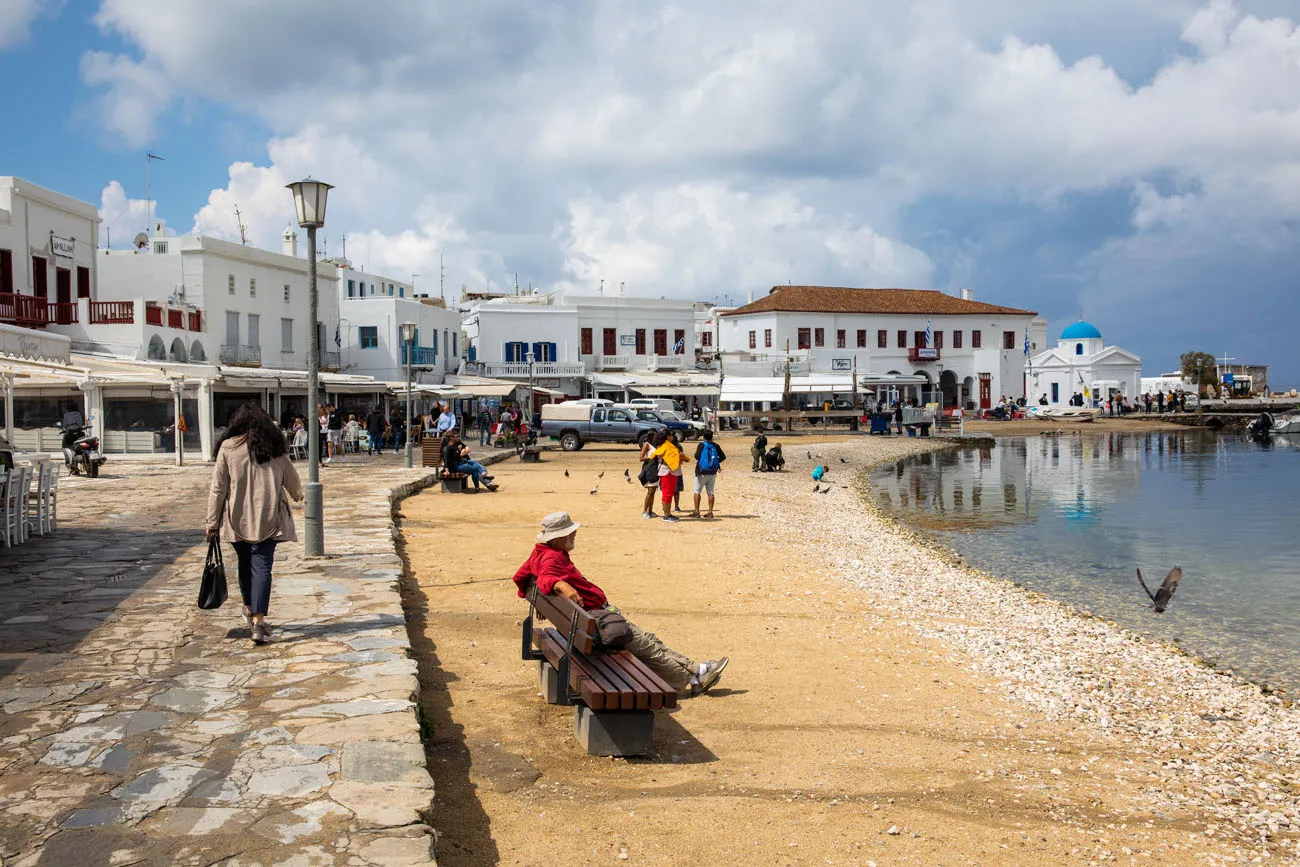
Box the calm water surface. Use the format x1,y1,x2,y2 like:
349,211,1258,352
869,431,1300,694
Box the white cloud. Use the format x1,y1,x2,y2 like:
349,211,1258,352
77,0,1300,316
0,0,48,51
98,180,174,250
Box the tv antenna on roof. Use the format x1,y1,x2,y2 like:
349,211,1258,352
234,205,248,245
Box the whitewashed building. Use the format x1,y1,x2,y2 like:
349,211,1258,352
0,177,100,331
1028,320,1141,407
718,285,1044,411
336,261,463,384
464,289,714,407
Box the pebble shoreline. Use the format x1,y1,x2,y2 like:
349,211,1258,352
731,436,1299,863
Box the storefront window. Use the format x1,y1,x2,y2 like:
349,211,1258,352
103,397,200,453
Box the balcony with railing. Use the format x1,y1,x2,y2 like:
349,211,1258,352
88,300,133,324
908,346,940,363
597,355,629,370
0,293,50,328
319,350,341,371
483,361,587,378
50,302,78,325
650,354,684,370
401,345,438,367
220,344,262,366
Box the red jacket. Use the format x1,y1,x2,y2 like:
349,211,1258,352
512,543,608,610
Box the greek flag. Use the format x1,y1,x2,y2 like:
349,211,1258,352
334,324,342,348
925,320,932,348
1023,328,1030,357
673,336,685,353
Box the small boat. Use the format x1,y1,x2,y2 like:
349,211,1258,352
1272,412,1300,435
1247,411,1300,440
1028,406,1102,422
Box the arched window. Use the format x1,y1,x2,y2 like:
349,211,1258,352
147,335,166,360
191,341,206,362
169,337,188,363
1075,343,1084,356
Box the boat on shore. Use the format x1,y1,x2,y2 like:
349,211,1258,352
1027,406,1102,422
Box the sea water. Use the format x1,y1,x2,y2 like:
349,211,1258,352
869,431,1300,694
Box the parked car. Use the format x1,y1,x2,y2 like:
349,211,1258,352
540,403,664,451
618,405,698,439
627,398,681,414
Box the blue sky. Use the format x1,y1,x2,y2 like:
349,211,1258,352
2,0,1298,386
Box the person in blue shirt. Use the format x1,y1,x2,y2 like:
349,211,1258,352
812,465,827,482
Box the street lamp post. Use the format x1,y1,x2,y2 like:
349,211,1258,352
401,321,416,469
526,351,536,422
286,177,333,558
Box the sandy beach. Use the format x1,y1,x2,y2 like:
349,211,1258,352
398,432,1297,866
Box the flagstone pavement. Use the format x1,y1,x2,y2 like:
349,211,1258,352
0,453,490,866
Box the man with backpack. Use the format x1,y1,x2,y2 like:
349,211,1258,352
750,431,768,472
691,430,727,518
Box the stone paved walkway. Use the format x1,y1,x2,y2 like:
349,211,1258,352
0,453,486,867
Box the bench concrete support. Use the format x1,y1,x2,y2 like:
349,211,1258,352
519,449,541,463
538,661,564,704
440,475,466,493
574,706,654,757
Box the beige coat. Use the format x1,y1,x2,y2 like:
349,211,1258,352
205,434,304,543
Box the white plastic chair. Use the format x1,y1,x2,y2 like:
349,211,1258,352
0,471,11,548
289,429,307,460
343,428,360,454
27,463,52,536
14,466,34,544
46,464,58,533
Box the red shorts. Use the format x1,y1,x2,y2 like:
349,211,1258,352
660,472,678,503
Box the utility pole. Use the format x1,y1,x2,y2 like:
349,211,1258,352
439,253,445,301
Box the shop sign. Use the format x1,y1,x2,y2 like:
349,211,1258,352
51,234,75,258
536,378,561,388
619,334,635,346
831,358,852,371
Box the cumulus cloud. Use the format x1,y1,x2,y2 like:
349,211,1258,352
99,180,174,250
75,0,1300,380
0,0,49,51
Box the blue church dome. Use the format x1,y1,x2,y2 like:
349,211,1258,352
1060,321,1102,340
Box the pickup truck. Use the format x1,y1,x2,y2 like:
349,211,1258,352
540,403,665,451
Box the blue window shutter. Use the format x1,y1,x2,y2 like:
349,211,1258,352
504,342,513,362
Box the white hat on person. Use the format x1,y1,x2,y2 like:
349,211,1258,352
536,511,581,543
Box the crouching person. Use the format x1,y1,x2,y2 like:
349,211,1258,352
512,511,728,697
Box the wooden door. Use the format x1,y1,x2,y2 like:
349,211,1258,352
635,329,646,355
653,329,667,356
56,268,71,305
979,375,992,409
32,256,47,298
602,328,616,355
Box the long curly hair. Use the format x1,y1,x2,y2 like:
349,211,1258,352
223,402,287,464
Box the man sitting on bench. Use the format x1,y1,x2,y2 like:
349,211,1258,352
441,430,498,492
512,511,728,697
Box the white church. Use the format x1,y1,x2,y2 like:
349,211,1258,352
1029,320,1141,407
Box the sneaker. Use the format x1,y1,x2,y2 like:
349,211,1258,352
324,457,331,465
242,608,252,628
251,623,271,645
485,483,499,492
662,515,680,523
696,657,729,694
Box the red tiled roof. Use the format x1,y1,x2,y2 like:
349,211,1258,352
722,286,1037,317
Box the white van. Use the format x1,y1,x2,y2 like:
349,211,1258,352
570,398,614,407
628,398,678,414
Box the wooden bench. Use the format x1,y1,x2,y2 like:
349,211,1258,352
421,443,468,491
518,445,543,463
521,583,677,756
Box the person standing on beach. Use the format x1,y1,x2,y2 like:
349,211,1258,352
638,435,660,519
750,431,768,472
653,430,688,522
893,400,904,434
1157,391,1165,414
691,430,726,518
668,431,686,513
206,403,304,646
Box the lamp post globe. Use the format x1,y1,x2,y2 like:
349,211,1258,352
285,177,333,557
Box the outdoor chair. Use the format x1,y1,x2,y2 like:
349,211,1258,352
0,471,12,548
343,429,360,453
26,463,54,537
15,465,33,544
288,430,308,461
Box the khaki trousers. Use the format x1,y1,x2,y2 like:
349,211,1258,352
607,606,697,694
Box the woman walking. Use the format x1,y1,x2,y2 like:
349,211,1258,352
206,403,304,646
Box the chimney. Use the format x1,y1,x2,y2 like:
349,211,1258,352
282,225,299,257
961,287,974,302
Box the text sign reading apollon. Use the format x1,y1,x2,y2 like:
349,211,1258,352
50,235,75,258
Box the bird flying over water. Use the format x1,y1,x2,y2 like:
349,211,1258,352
1137,567,1183,613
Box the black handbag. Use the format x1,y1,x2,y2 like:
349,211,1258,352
593,609,632,648
198,538,228,610
637,459,659,487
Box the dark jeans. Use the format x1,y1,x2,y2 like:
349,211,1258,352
454,460,489,488
233,540,277,616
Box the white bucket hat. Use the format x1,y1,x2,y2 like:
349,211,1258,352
536,511,581,543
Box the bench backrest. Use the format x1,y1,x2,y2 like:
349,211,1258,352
525,581,597,655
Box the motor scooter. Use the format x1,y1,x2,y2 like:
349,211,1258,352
58,422,108,478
